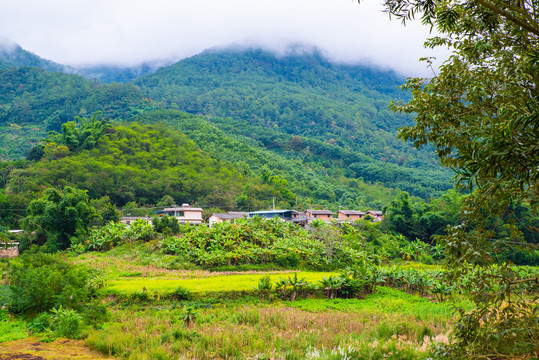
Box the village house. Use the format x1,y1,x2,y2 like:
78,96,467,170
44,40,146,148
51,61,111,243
249,209,297,221
0,242,19,258
159,203,204,225
304,209,334,221
208,212,249,227
337,210,365,222
367,210,384,222
0,238,20,259
0,230,24,258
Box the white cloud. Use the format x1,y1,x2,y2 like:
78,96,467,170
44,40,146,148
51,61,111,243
0,0,448,76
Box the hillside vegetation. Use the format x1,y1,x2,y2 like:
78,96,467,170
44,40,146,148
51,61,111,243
135,49,453,198
0,46,452,201
4,121,284,210
0,66,148,160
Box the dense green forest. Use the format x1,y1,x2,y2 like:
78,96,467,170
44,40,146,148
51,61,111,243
2,119,289,212
0,115,404,229
0,45,453,199
135,49,438,167
0,67,150,160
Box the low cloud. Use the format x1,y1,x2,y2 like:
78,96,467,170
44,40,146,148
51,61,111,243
0,0,448,76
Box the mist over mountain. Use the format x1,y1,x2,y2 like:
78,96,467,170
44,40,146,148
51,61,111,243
0,39,166,83
72,62,162,84
0,40,65,72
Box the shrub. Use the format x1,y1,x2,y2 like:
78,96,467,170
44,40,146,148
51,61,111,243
180,305,198,326
275,252,301,268
28,312,53,333
172,285,191,301
8,251,91,314
0,285,13,309
153,215,180,235
82,300,109,329
86,220,155,252
255,275,273,301
50,306,83,339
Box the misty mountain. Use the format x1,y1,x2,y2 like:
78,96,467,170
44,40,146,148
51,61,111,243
0,39,163,83
72,61,167,83
132,48,452,197
0,43,452,201
135,48,438,169
0,41,65,72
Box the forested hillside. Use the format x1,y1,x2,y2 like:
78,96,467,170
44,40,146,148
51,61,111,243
0,44,453,208
0,42,64,72
135,49,453,198
0,121,294,225
136,49,432,167
0,67,151,160
134,110,400,210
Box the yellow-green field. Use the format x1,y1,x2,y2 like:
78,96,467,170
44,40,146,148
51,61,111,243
106,271,338,294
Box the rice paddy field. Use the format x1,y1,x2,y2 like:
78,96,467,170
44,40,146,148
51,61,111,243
106,271,338,295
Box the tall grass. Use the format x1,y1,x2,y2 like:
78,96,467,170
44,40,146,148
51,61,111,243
86,290,454,359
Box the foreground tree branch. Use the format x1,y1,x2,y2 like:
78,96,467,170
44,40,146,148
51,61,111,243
357,0,539,358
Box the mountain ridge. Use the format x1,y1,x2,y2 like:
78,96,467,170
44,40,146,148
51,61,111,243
0,42,453,209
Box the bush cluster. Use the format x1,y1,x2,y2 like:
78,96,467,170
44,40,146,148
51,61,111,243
159,217,370,270
7,250,98,314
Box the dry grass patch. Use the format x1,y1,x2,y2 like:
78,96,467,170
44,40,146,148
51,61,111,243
0,337,112,360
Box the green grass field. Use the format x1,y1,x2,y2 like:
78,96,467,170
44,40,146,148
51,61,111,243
86,286,457,360
106,271,338,294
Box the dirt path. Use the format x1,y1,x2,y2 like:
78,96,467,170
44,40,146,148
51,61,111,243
0,337,111,360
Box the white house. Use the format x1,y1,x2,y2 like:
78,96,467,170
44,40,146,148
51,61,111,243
160,204,203,225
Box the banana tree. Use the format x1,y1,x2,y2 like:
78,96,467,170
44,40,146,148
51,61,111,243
319,275,340,299
288,273,308,301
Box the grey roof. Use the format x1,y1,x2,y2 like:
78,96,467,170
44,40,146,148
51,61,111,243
305,209,334,215
250,210,295,215
212,213,249,220
292,216,312,222
338,210,365,215
367,211,383,215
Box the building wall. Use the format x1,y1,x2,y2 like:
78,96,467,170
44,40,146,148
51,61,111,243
338,213,363,221
208,215,222,227
0,246,19,258
183,210,203,224
184,211,202,220
305,211,333,221
318,214,332,221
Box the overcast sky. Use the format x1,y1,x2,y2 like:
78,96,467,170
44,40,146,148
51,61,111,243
0,0,448,76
